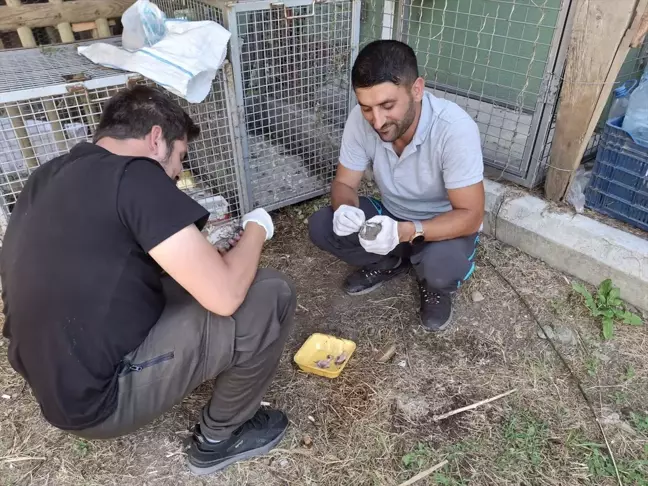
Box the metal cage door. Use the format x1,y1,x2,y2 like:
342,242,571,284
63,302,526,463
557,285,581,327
225,0,361,211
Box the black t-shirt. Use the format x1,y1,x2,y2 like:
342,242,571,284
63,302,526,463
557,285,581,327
0,142,209,430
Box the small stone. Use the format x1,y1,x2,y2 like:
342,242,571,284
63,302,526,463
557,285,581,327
553,326,577,346
537,326,555,340
397,360,407,368
303,218,308,225
279,459,289,468
1,394,10,399
593,351,611,363
374,343,397,363
307,415,315,423
471,291,485,303
301,435,313,448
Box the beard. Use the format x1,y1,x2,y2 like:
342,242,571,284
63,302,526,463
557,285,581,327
375,98,417,143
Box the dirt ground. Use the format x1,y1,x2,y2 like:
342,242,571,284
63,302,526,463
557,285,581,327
1,198,647,486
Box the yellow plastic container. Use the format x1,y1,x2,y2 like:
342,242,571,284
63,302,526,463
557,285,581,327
294,333,356,378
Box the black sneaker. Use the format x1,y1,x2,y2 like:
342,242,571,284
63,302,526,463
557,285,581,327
418,281,453,332
344,258,409,295
187,408,288,476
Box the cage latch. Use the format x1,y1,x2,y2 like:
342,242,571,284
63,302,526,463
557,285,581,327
271,0,317,20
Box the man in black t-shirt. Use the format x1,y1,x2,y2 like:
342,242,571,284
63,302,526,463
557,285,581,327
0,86,296,476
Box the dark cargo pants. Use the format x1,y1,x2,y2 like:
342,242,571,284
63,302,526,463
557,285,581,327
76,269,297,441
308,197,478,293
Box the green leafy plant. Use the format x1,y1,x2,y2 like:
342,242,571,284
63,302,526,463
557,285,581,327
630,412,648,435
572,279,643,340
402,443,432,470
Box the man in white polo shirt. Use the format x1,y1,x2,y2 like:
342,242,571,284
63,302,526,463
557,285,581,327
309,40,484,332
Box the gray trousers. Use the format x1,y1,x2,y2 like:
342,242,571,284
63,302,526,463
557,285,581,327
76,269,297,441
308,197,478,294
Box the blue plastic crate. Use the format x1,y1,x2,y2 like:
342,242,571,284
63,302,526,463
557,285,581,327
584,117,648,232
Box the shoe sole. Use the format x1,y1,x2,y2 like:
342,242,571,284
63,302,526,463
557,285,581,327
344,266,410,296
421,305,454,333
187,428,287,476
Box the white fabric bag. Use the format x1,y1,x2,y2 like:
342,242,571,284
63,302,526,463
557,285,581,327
78,17,231,103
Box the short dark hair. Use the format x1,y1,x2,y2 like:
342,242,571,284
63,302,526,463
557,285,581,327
352,40,419,89
93,85,200,145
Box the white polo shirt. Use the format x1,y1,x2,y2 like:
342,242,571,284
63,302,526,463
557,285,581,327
339,91,484,221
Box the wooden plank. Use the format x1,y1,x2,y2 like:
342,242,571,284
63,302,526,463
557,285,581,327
72,21,97,33
631,9,648,46
0,0,133,31
545,0,648,201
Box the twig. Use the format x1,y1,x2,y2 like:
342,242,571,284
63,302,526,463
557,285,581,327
598,377,623,486
0,456,46,464
432,389,517,422
396,460,449,486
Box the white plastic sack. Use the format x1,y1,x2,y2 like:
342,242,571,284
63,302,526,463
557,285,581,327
78,19,231,103
566,166,592,214
121,0,167,50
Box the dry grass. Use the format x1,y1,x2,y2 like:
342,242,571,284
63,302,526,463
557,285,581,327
1,198,647,486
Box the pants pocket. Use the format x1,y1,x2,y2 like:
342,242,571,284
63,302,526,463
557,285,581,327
119,351,175,377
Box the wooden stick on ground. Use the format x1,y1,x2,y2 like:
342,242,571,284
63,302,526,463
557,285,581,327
432,388,517,422
397,460,449,486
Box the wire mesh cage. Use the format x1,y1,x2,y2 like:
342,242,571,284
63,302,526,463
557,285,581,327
0,36,245,237
211,0,360,210
359,0,569,188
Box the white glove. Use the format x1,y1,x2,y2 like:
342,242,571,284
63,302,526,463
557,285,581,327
358,215,400,255
333,204,365,236
241,208,274,241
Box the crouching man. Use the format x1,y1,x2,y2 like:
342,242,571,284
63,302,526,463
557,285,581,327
309,40,484,332
0,86,296,475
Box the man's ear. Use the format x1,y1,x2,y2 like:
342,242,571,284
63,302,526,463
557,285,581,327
148,125,165,158
411,77,425,102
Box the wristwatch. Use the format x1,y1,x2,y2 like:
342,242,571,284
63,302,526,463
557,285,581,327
409,220,425,244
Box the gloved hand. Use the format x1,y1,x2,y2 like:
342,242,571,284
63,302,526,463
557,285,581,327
241,208,274,241
333,204,365,236
358,215,399,255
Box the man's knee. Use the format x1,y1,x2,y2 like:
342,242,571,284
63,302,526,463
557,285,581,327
248,269,297,323
308,206,334,249
415,242,475,292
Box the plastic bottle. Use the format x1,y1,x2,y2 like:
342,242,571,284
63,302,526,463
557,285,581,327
622,66,648,146
608,79,637,120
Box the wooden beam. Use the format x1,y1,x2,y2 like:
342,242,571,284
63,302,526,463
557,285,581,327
631,9,648,46
0,0,133,31
5,0,37,48
545,0,648,201
49,0,76,44
95,18,112,38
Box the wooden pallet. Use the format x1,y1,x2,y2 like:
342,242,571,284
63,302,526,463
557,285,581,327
0,0,133,49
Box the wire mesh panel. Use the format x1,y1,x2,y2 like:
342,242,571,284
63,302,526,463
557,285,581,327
0,39,244,236
359,0,569,187
218,0,359,210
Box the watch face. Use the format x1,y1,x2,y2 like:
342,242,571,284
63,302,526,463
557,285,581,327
412,234,425,244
